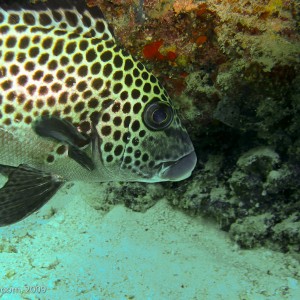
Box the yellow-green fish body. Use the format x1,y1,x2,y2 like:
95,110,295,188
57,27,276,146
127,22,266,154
0,0,196,226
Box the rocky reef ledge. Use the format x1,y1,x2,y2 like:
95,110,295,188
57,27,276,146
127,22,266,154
89,0,300,259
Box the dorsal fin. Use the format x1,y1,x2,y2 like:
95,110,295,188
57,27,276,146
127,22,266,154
0,0,114,41
0,0,100,15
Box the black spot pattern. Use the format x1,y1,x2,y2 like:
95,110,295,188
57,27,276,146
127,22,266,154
20,36,30,49
0,2,181,182
6,36,17,48
8,14,20,25
23,13,35,25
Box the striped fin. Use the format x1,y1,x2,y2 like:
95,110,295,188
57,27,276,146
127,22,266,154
0,0,114,41
0,164,64,226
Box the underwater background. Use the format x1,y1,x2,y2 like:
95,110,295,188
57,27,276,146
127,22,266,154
1,0,300,299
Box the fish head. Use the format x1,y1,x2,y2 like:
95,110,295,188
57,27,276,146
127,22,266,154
138,97,197,182
92,80,197,183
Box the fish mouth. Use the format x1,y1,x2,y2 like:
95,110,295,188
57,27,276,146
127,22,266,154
159,150,197,181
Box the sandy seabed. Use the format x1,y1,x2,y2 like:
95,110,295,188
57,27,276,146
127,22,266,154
0,182,299,300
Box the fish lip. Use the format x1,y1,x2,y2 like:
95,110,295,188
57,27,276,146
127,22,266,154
158,150,197,181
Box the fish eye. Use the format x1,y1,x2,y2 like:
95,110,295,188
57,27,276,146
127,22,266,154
143,101,173,130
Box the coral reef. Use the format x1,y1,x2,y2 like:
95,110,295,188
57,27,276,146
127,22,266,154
93,0,300,258
86,182,164,212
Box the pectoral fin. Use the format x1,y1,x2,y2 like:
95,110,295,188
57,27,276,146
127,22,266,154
68,146,95,171
33,116,94,171
33,116,90,148
0,164,64,226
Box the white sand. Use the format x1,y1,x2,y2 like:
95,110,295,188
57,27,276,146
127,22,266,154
0,182,299,300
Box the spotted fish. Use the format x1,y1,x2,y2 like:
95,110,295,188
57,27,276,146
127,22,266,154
0,0,197,226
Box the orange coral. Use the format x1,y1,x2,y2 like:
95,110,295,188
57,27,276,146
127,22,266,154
86,0,98,7
166,51,177,60
196,3,207,16
142,40,177,61
142,40,165,60
173,0,203,14
196,35,207,45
